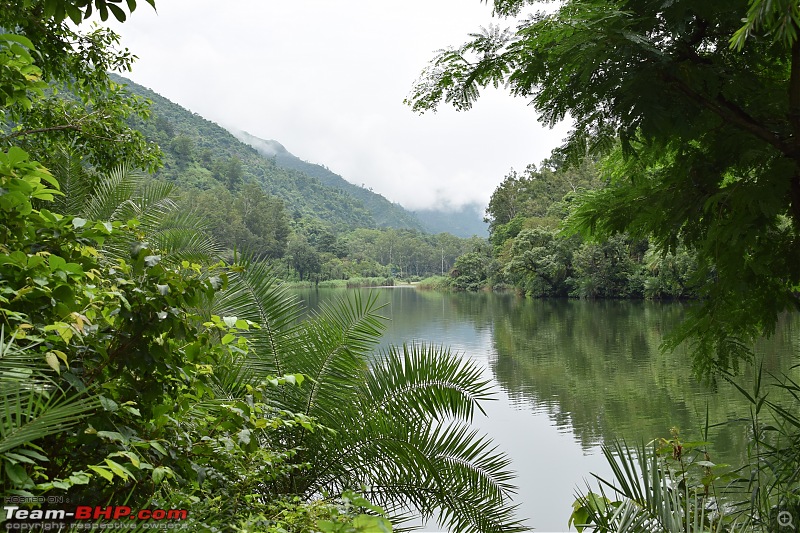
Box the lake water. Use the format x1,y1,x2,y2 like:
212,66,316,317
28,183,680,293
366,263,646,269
294,287,800,532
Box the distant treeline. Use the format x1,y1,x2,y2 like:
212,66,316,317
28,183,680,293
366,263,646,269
444,157,701,299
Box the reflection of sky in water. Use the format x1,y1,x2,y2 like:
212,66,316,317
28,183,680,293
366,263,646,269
296,288,611,531
293,288,800,532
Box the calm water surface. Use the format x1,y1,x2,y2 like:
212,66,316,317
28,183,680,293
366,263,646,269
294,287,800,532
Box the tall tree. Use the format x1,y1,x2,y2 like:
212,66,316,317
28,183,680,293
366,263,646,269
408,0,800,376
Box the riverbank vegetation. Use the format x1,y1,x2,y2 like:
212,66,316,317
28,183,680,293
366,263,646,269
0,3,523,532
409,0,800,530
440,157,701,300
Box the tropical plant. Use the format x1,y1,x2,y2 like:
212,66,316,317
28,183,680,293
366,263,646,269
570,366,800,533
0,330,99,491
211,269,525,532
722,366,800,531
570,438,741,533
44,144,221,264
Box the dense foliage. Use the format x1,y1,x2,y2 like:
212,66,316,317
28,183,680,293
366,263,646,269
409,0,800,376
0,3,524,532
448,159,700,300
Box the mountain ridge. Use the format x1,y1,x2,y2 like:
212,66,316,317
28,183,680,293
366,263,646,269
112,74,487,237
233,130,423,231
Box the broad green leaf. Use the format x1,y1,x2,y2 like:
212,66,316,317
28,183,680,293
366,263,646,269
5,463,30,485
88,465,113,482
45,352,61,374
104,459,133,480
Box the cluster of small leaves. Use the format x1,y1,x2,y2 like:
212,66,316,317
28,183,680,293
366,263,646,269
0,34,47,115
0,2,161,172
40,0,156,25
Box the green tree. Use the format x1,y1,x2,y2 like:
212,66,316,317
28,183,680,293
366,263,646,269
504,228,578,297
451,251,491,291
0,0,160,172
408,0,800,376
287,234,321,281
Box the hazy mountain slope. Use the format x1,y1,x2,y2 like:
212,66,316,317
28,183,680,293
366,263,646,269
234,131,423,231
114,74,485,237
112,74,377,229
414,203,488,237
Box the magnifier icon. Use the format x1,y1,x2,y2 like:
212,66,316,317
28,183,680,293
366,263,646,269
779,510,795,529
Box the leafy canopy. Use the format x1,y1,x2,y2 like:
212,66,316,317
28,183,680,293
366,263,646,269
408,0,800,376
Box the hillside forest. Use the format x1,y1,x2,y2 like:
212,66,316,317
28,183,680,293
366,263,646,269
114,75,487,285
110,76,697,297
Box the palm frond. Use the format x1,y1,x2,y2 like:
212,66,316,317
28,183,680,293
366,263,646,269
211,260,304,381
289,336,522,533
577,440,745,532
47,144,93,216
292,291,386,420
145,211,222,264
365,342,494,423
0,334,98,456
83,163,143,221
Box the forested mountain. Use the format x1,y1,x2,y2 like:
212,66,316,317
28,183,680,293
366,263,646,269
111,74,405,230
234,131,424,231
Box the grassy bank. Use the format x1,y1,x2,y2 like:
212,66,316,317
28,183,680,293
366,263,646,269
415,275,452,291
283,277,395,289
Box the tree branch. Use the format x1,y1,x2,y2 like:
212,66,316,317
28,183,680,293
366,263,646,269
788,36,800,226
1,123,81,142
664,72,791,156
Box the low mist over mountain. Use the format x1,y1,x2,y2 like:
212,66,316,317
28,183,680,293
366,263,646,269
235,131,488,237
112,74,486,237
414,203,487,237
233,131,422,231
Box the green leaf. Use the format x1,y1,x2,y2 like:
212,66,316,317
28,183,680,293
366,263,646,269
316,521,336,533
107,3,126,22
69,472,91,485
4,452,35,465
14,449,48,462
0,33,35,50
104,459,133,480
88,465,113,482
152,466,172,484
97,431,127,444
149,441,167,456
353,514,392,532
109,451,140,468
45,352,61,374
5,463,30,485
98,395,119,412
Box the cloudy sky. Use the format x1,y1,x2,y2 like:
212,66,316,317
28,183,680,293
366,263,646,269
108,1,571,211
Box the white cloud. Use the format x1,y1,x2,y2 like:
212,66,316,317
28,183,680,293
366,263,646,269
109,1,571,210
